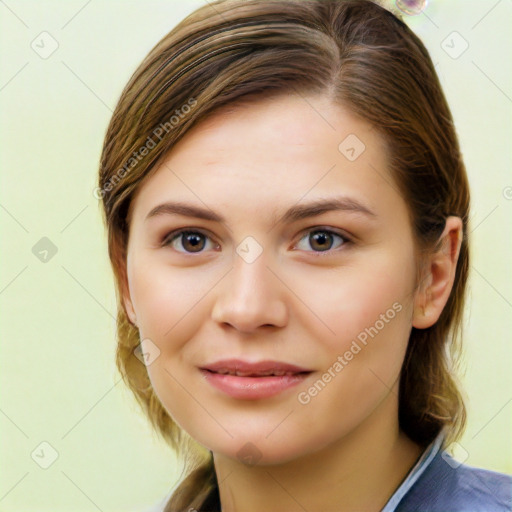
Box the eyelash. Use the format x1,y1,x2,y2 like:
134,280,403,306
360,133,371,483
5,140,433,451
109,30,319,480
160,227,353,257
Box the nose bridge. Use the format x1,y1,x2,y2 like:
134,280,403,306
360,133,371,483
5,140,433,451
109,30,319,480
212,242,287,331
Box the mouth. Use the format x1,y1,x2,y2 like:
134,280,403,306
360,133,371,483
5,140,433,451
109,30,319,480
199,358,313,377
198,359,314,400
202,368,312,377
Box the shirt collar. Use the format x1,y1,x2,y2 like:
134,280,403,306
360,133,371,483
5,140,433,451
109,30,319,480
380,428,446,512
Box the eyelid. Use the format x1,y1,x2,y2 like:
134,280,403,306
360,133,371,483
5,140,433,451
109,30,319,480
295,225,353,243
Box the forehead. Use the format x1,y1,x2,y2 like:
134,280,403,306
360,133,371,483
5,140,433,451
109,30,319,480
177,92,383,162
128,93,403,228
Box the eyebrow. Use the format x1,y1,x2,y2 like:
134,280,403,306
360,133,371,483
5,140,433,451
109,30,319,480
145,196,377,225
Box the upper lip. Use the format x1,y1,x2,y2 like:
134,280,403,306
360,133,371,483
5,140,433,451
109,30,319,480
200,358,313,376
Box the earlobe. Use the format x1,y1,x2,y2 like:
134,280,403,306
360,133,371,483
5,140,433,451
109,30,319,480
412,216,463,329
120,274,138,327
117,249,138,328
123,294,137,327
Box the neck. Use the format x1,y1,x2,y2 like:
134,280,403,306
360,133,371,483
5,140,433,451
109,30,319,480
212,388,424,512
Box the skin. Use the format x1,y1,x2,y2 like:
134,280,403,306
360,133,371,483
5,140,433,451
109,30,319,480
122,92,462,512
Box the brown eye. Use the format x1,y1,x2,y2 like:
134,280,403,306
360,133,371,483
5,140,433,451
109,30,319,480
163,230,215,254
310,231,335,251
295,229,350,255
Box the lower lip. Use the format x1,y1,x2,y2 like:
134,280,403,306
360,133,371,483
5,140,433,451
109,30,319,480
200,369,312,400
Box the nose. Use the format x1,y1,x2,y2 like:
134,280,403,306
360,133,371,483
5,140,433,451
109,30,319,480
211,249,288,334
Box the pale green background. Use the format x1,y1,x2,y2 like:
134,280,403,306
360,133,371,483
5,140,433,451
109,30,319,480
0,0,511,511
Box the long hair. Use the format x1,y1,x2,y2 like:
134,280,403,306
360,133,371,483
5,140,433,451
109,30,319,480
97,1,470,510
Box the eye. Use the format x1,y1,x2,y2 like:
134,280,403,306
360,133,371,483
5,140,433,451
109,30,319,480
161,227,352,256
294,228,351,256
162,229,218,254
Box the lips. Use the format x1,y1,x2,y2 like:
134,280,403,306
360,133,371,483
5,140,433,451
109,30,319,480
200,358,313,377
200,359,314,400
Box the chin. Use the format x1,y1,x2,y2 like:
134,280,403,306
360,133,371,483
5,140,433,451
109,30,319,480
204,432,323,467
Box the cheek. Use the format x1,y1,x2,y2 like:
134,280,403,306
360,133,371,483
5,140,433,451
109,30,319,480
128,261,221,417
293,250,415,354
129,259,216,342
282,263,415,449
285,250,416,416
127,262,213,429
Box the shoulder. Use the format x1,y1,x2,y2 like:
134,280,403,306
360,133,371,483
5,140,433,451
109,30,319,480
395,450,512,512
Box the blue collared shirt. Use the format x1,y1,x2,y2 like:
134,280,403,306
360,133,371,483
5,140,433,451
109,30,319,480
383,429,512,511
381,430,447,511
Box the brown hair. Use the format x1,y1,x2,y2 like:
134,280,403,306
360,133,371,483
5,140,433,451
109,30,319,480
97,0,470,510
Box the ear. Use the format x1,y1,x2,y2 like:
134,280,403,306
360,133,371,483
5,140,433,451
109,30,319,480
123,286,137,328
412,216,463,329
119,257,138,328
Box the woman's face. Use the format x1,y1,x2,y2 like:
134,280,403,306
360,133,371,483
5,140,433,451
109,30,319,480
123,93,421,464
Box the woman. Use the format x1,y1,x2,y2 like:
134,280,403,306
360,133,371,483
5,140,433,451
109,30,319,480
97,0,512,510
